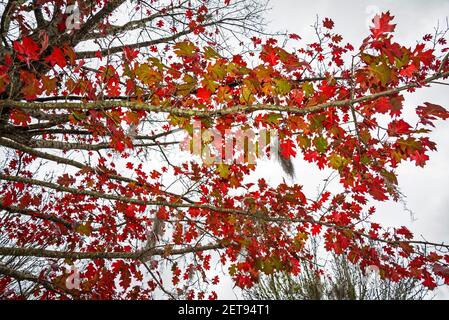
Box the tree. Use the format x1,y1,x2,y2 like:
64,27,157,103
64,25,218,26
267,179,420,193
0,1,449,299
244,240,429,300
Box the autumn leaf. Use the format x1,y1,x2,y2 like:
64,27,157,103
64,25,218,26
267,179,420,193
323,18,334,29
409,150,429,167
280,138,297,158
196,87,212,101
387,119,412,136
274,78,291,95
75,223,93,236
313,136,328,154
311,224,322,236
374,97,391,114
13,37,40,66
396,226,413,239
289,33,301,40
10,109,31,126
45,47,67,68
57,174,76,187
422,272,437,289
41,75,58,95
371,11,396,38
216,163,230,179
416,102,449,127
135,63,163,85
174,41,197,57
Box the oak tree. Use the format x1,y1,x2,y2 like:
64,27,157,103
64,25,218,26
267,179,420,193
0,1,449,299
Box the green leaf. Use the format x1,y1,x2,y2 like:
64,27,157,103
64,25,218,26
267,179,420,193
369,62,391,85
176,74,196,96
314,136,328,153
174,41,196,57
360,155,372,165
217,163,230,179
380,169,398,185
302,81,314,97
329,153,346,169
265,113,282,125
204,46,220,59
229,264,237,276
76,223,92,236
394,54,409,69
310,114,326,131
210,61,227,80
274,78,291,95
135,63,162,85
240,86,253,104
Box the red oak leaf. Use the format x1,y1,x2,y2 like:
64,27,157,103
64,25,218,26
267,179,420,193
10,109,31,126
400,64,417,77
311,224,322,236
410,150,429,167
387,119,412,136
260,45,279,66
396,226,413,240
323,18,334,29
371,12,396,38
422,272,437,289
57,174,76,187
416,102,449,127
45,47,67,68
289,33,301,40
374,97,391,114
280,138,297,159
13,37,41,66
196,87,212,101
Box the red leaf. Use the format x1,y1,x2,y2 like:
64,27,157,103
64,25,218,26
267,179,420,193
44,47,66,68
396,226,413,240
374,97,391,114
280,138,297,159
156,207,169,220
369,186,388,201
289,33,301,40
196,87,212,101
433,264,449,277
57,174,76,187
13,37,41,66
417,102,449,127
10,109,31,126
112,260,132,289
387,119,412,136
123,46,138,61
422,272,437,289
260,45,279,66
311,224,322,236
371,12,396,38
400,64,417,77
410,150,429,167
323,18,334,29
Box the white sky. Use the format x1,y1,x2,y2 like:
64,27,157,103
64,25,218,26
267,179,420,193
218,0,449,300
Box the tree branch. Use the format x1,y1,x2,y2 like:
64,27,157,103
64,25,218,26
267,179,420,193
4,71,448,118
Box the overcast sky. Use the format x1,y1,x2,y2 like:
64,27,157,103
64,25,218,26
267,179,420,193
217,0,449,299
